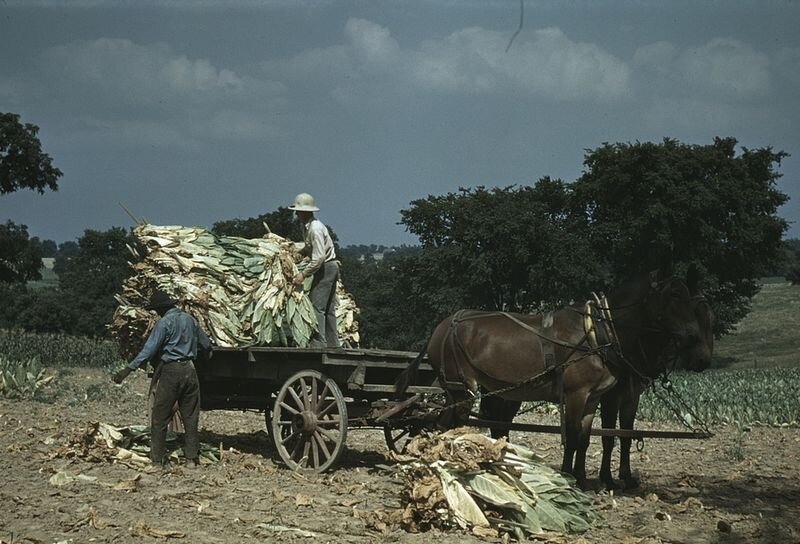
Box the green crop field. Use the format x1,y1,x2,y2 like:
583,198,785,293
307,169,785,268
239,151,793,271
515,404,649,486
2,282,799,426
637,281,800,427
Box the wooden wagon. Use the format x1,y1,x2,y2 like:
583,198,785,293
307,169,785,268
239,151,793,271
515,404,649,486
195,346,441,471
193,345,710,472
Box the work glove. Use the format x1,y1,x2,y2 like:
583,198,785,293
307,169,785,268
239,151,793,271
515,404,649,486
112,367,133,384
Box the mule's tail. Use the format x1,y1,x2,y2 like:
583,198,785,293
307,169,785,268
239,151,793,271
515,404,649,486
394,344,427,397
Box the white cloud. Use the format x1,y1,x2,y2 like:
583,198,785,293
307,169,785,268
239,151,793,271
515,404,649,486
676,39,770,99
632,41,678,74
406,24,632,101
40,39,246,105
344,18,400,68
15,38,288,146
635,38,771,101
269,20,631,103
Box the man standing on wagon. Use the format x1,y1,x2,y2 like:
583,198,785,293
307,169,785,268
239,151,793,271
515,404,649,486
289,192,341,349
111,289,212,468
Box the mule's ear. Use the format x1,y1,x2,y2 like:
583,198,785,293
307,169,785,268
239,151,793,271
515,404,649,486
686,263,700,294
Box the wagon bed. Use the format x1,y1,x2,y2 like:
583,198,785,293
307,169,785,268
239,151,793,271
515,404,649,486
195,345,441,471
192,345,709,472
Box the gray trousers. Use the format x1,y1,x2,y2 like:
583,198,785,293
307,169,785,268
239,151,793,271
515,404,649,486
150,360,200,464
309,260,340,348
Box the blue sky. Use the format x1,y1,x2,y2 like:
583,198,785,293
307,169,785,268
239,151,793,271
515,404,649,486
1,0,798,246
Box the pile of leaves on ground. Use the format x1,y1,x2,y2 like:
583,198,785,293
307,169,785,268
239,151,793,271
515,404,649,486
109,224,360,357
56,421,220,466
365,428,597,540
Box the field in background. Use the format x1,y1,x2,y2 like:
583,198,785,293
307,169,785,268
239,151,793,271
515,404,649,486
2,282,798,426
713,281,800,369
636,281,800,427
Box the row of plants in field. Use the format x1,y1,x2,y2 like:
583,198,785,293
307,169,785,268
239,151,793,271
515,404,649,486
0,329,125,369
0,355,53,399
638,368,800,427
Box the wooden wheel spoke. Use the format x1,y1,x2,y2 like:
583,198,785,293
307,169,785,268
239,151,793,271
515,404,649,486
318,382,331,405
290,434,305,459
300,377,312,410
311,434,320,468
313,432,331,460
279,401,300,415
316,417,343,427
317,427,340,444
392,427,410,443
287,386,305,412
301,439,311,467
384,425,413,454
310,378,319,412
281,429,301,445
317,399,337,418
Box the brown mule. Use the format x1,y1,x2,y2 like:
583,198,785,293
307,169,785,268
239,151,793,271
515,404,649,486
395,266,713,489
598,281,714,490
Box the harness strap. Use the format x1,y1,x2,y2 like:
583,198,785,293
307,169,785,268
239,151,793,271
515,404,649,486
441,309,604,399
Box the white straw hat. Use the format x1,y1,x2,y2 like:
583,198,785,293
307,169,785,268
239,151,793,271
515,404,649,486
288,192,319,212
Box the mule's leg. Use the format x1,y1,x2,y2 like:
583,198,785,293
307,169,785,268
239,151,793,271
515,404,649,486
572,396,602,490
479,396,522,439
599,388,621,490
560,391,588,484
437,389,473,430
617,387,642,489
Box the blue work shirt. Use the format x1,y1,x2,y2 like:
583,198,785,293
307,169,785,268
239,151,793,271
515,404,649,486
128,308,212,370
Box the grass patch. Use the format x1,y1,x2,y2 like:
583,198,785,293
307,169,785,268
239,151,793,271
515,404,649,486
713,282,800,369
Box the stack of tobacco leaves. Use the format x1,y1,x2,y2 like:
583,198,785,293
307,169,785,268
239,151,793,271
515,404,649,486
110,224,360,358
385,428,598,540
73,421,220,465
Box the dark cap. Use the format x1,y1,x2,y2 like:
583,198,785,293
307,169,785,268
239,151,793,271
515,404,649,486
147,289,176,310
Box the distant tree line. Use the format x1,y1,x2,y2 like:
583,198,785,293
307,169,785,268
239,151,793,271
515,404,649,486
0,110,795,348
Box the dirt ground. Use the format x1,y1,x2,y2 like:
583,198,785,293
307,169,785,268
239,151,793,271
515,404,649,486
1,367,799,544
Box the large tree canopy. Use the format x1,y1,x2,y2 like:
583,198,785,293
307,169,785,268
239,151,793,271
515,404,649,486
0,221,43,283
0,112,62,194
400,180,603,316
571,137,789,334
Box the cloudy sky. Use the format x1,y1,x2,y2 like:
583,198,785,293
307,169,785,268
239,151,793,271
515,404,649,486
1,0,798,247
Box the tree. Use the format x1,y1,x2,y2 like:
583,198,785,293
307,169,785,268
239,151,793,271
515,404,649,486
33,238,58,258
57,227,135,337
53,241,79,276
339,249,436,351
0,112,62,194
0,221,43,283
399,181,602,316
211,207,302,240
570,137,789,334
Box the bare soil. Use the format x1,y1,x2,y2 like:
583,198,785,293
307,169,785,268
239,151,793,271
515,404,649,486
1,367,799,544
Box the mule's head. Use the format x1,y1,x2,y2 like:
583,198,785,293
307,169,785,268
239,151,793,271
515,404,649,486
644,264,714,373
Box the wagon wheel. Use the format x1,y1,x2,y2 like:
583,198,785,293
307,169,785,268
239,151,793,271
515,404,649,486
271,370,348,472
383,423,414,454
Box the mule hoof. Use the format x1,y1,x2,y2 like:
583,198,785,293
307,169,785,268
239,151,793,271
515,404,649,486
623,477,640,490
601,478,621,491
